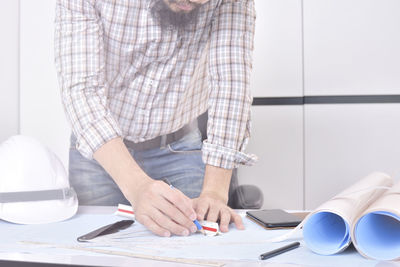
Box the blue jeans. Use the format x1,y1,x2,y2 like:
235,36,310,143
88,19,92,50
69,128,205,206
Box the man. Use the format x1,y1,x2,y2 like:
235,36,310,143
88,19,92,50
55,0,256,237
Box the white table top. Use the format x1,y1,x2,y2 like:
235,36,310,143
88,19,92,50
0,206,398,267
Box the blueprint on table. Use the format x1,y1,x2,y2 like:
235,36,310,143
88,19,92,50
302,172,400,261
0,210,390,267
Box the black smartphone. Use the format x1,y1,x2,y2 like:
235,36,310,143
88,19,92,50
246,209,302,229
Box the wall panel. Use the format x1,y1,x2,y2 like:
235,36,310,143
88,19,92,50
303,0,400,95
0,1,19,142
20,0,70,167
304,104,400,209
238,106,304,209
251,0,303,97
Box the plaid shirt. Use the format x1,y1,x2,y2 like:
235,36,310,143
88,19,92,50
55,0,257,169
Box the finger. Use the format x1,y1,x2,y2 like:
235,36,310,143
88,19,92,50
192,198,198,210
150,208,190,236
136,214,170,237
206,205,220,222
195,200,209,221
231,210,245,230
156,195,197,233
161,185,197,221
219,209,231,232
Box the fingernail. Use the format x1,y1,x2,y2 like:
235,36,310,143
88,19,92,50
190,213,196,221
182,229,189,236
190,225,197,233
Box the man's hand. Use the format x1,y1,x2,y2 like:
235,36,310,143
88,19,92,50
131,179,198,237
94,137,198,237
193,165,245,232
193,191,244,232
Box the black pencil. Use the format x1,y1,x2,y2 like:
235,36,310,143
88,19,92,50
259,242,300,260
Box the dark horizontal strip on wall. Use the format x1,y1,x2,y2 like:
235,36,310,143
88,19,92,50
252,95,400,105
252,97,303,105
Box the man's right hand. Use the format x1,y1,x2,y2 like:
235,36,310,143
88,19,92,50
129,179,198,237
93,137,198,237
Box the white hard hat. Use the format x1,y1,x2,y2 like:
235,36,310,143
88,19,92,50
0,135,78,224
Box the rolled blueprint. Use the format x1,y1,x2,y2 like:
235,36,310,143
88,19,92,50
352,180,400,260
302,172,393,255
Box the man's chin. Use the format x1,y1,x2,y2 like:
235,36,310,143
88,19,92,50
151,0,200,30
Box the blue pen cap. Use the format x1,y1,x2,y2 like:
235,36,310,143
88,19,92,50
193,220,202,230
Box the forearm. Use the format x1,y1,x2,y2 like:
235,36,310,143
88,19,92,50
94,137,198,236
201,164,233,204
93,137,151,202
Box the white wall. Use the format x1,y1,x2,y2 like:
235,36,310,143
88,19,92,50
305,104,400,208
303,0,400,209
240,106,304,210
20,0,71,166
0,1,19,142
304,0,400,95
251,0,303,97
238,0,304,210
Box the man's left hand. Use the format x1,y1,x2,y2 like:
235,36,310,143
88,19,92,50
192,191,244,232
192,164,245,233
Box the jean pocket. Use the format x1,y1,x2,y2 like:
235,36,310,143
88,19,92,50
167,129,203,153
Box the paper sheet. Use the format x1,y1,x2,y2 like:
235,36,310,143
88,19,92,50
0,210,387,267
302,172,393,256
300,172,400,261
352,181,400,260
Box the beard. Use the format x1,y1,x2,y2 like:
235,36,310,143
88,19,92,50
150,0,201,30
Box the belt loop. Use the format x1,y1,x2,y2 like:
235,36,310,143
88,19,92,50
160,135,167,148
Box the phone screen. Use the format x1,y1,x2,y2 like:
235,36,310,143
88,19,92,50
246,209,302,228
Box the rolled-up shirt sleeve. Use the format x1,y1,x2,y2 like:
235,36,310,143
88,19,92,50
203,0,257,169
55,0,122,159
